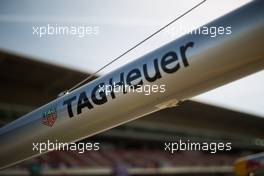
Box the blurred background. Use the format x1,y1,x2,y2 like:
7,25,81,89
0,0,264,175
0,52,263,175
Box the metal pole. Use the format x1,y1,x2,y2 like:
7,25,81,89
1,0,264,169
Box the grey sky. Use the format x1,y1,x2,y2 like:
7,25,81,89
1,0,263,117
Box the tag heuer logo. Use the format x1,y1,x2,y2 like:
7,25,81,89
42,107,57,127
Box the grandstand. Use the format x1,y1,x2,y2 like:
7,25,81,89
0,51,263,175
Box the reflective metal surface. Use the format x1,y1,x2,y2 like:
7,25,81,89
0,0,264,169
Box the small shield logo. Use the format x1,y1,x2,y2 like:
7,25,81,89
42,107,57,127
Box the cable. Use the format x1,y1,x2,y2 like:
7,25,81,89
65,0,206,94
